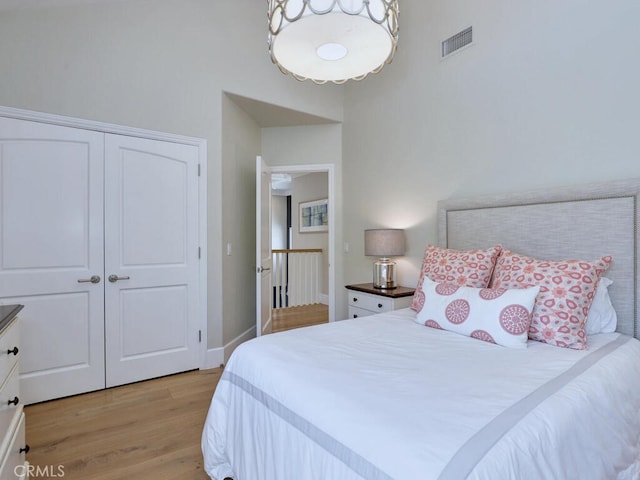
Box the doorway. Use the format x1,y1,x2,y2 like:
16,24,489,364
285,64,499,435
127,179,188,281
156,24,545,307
271,164,335,329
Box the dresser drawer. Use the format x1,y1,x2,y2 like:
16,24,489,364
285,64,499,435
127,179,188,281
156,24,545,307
0,364,21,450
348,306,376,319
0,412,26,480
348,292,393,313
0,319,19,386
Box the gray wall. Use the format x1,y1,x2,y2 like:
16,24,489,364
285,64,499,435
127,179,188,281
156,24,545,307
2,0,639,339
272,196,288,251
220,94,261,346
342,0,640,296
291,173,329,298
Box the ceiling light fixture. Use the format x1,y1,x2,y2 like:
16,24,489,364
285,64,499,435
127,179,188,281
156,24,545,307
267,0,399,84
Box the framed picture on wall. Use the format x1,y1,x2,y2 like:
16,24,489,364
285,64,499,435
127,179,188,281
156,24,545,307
299,198,328,233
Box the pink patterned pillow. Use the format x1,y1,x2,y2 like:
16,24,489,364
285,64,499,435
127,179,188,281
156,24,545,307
491,250,613,350
415,277,540,348
410,245,502,312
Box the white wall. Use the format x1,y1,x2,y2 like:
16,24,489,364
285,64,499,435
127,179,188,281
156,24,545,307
0,0,344,353
341,0,640,312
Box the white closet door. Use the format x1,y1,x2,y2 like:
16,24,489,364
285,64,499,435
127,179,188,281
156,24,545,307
104,134,200,387
0,117,105,404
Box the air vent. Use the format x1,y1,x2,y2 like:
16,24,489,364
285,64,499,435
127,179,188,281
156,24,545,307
442,26,473,58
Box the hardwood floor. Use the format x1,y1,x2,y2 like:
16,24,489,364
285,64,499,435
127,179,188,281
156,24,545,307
272,303,329,332
25,368,222,480
23,305,326,479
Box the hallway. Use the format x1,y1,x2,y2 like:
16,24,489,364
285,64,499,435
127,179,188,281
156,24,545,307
272,304,329,332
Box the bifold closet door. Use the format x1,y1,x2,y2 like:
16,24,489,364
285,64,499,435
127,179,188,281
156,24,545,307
0,117,106,404
104,134,200,388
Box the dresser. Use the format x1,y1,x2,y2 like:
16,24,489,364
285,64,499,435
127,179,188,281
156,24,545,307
345,283,415,319
0,304,27,480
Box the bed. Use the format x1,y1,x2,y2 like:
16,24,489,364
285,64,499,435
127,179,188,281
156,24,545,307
202,179,640,479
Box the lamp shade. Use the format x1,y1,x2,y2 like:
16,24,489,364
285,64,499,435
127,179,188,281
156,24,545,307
267,0,399,84
364,229,405,257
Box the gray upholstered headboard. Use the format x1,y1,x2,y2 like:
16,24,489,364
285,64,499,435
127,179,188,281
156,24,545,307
438,179,639,339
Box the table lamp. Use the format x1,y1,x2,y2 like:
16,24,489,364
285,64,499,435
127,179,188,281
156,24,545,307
364,229,405,289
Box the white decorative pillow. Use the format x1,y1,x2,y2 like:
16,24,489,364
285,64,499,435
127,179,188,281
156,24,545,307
585,277,617,335
415,277,540,348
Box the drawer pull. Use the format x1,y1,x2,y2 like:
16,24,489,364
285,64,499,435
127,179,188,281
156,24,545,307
353,297,358,302
7,346,19,356
8,396,19,406
20,445,30,454
378,303,383,308
353,314,358,318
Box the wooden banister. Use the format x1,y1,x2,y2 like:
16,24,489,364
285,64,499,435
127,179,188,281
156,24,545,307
272,249,322,254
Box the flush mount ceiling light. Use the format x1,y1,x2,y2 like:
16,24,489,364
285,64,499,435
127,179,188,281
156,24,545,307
267,0,399,84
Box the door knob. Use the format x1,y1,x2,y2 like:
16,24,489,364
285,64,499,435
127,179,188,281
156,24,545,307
77,275,101,284
108,275,131,283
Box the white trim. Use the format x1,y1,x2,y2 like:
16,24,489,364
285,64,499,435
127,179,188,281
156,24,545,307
271,163,336,322
263,315,273,335
204,325,257,369
0,105,203,146
204,346,225,370
198,140,209,370
0,105,210,370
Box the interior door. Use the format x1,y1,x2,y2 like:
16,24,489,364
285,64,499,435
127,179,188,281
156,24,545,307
256,156,272,336
104,134,200,387
0,117,105,404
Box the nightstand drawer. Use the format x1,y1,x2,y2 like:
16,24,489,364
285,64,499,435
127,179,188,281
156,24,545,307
345,284,415,319
348,306,376,319
348,291,393,313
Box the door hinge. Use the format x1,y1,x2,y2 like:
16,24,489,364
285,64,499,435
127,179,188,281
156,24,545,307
198,163,201,177
199,330,202,343
198,247,201,259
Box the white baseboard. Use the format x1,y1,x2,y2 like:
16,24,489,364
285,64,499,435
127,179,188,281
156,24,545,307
262,316,272,336
203,325,256,369
204,346,224,370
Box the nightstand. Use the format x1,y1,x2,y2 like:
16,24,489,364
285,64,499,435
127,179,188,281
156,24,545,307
345,283,415,319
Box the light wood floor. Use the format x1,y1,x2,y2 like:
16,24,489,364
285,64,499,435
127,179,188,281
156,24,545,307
272,303,329,332
24,304,327,479
25,368,222,480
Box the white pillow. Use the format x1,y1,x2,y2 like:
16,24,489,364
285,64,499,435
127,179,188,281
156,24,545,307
585,277,617,335
415,277,540,348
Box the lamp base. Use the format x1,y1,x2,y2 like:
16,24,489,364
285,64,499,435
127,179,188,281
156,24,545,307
373,258,397,289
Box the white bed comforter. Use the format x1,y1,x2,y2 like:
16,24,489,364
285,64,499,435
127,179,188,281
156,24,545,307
202,309,640,480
